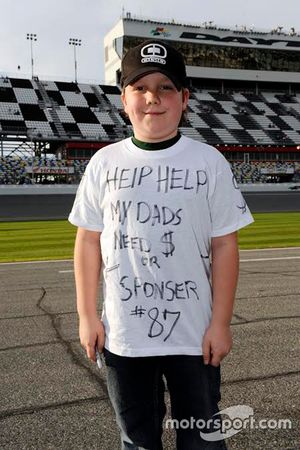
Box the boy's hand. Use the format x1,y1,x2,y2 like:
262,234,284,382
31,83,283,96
79,316,105,363
202,324,232,367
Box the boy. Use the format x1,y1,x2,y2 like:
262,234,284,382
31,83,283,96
69,40,253,449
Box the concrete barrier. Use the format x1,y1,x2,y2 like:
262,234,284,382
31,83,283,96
0,183,299,195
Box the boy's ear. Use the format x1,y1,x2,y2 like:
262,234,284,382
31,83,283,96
121,91,129,115
182,88,190,111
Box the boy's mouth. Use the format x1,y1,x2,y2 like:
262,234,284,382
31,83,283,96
144,111,165,115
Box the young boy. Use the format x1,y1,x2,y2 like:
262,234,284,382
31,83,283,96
69,40,253,450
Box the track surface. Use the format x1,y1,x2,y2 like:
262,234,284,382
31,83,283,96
0,191,299,221
0,248,299,449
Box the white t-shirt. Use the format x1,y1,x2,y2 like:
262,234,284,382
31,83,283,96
69,135,253,357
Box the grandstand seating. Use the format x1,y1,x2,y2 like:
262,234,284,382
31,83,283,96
0,155,88,184
231,161,299,184
0,77,125,140
0,77,300,147
1,155,298,185
186,88,300,145
1,76,300,184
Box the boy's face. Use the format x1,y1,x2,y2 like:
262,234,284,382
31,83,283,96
121,72,189,142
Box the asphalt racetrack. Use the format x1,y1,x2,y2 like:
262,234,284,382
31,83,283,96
0,189,299,449
0,248,299,449
0,191,299,221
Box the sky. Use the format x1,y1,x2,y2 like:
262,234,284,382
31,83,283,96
0,0,299,84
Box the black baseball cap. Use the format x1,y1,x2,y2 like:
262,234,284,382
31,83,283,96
120,40,187,91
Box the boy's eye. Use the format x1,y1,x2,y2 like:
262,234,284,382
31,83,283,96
160,84,174,90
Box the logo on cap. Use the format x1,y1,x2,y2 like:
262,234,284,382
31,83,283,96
141,43,167,65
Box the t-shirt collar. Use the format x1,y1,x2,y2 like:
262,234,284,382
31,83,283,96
131,132,181,151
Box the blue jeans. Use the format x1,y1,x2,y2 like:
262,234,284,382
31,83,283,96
103,349,227,450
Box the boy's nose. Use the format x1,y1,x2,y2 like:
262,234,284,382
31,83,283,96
145,91,160,104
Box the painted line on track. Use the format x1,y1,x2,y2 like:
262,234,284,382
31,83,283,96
57,255,300,273
240,256,300,262
240,246,300,252
0,259,72,266
0,247,299,267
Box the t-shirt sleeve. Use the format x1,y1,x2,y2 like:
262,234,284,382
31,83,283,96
209,158,254,237
68,160,104,231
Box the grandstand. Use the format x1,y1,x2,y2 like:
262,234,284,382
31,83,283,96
1,15,300,184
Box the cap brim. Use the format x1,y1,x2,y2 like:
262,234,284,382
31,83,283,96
122,66,182,91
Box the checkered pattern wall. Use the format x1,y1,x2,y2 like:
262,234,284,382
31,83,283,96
0,77,127,142
1,76,300,146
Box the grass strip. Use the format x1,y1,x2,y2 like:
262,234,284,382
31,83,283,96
0,212,299,263
238,212,300,249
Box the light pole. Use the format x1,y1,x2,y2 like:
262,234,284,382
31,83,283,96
69,38,82,83
26,33,37,78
